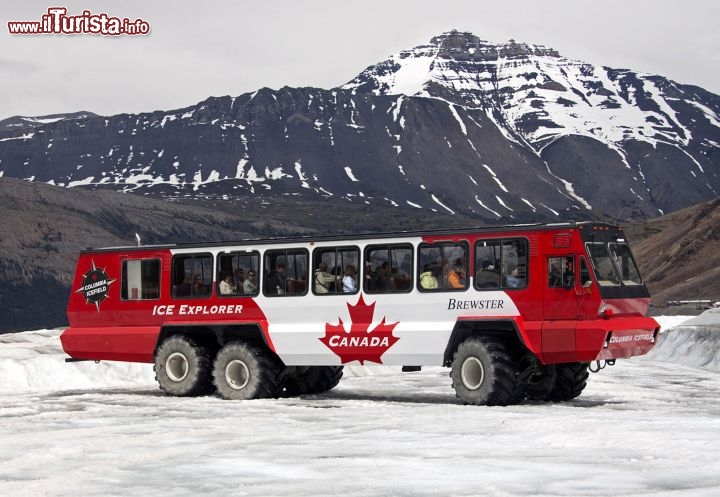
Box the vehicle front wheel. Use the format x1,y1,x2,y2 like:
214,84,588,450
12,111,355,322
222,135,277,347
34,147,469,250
154,335,214,396
213,341,285,400
450,337,524,406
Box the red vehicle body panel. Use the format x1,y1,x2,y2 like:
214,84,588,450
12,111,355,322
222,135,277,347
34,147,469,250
62,223,660,367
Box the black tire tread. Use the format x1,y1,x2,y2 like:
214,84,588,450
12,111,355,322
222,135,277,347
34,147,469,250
154,335,214,397
526,364,557,401
282,366,344,397
545,362,589,401
451,337,525,406
213,341,286,400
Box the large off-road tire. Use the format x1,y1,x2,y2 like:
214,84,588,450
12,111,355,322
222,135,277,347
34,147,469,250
527,363,589,401
526,364,558,401
545,362,589,401
212,341,285,400
450,337,525,406
154,335,214,397
282,366,344,397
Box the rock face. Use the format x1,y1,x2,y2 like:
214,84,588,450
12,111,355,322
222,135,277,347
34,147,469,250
630,197,720,304
345,31,720,219
1,31,719,222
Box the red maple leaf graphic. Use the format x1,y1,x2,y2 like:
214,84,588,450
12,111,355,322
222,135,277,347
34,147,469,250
320,295,399,365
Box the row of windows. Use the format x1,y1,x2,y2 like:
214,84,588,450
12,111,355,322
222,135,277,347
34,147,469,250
121,238,530,301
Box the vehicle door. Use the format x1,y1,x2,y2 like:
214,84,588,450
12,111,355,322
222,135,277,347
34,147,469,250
541,254,580,362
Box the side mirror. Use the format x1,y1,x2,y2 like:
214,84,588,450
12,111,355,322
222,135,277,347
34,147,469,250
563,275,575,291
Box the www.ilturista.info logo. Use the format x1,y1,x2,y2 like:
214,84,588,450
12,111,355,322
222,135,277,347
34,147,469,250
8,7,150,36
75,261,116,311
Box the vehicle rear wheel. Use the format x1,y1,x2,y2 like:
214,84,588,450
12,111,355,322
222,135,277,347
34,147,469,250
450,337,524,406
526,364,557,401
154,335,214,396
282,366,344,397
213,341,285,400
545,363,589,401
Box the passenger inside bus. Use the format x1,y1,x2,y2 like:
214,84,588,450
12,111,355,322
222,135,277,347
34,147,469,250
447,259,466,289
369,262,390,291
314,262,338,293
219,273,235,295
234,268,245,287
243,270,258,294
191,274,210,296
266,262,288,294
342,265,357,293
476,260,500,288
420,263,440,289
505,266,524,288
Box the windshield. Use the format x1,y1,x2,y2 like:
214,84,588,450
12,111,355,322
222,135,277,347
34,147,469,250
609,243,643,285
586,242,643,286
586,243,621,286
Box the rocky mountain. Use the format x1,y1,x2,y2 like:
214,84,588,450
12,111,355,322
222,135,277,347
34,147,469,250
629,197,720,305
1,31,718,222
0,111,97,133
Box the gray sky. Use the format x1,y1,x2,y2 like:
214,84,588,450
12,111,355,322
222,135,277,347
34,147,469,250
3,0,719,120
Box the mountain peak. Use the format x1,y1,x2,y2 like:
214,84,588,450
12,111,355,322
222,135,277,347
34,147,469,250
429,30,560,61
342,30,562,96
0,111,98,132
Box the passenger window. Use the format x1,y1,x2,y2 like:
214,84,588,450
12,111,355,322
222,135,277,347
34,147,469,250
264,249,308,296
501,239,528,289
217,251,260,297
121,258,160,300
475,238,528,290
548,256,574,288
172,254,213,298
417,242,468,291
475,240,502,289
312,246,360,295
364,244,413,293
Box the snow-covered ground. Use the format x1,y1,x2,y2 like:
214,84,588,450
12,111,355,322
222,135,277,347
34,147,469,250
1,313,719,497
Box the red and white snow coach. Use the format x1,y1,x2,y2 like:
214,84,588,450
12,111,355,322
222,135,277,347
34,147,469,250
62,222,659,405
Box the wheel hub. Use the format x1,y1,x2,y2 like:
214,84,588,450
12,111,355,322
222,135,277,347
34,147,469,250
225,359,250,390
166,352,189,382
461,357,485,391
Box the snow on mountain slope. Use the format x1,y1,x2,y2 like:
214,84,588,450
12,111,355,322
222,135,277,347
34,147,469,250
344,31,714,151
1,31,719,221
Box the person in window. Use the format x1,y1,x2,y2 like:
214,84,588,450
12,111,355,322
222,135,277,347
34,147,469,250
219,273,235,295
505,266,524,288
476,260,500,288
191,274,210,296
235,268,245,287
371,262,390,291
342,265,357,293
266,262,288,294
243,270,258,294
447,259,466,289
420,263,439,289
314,262,338,294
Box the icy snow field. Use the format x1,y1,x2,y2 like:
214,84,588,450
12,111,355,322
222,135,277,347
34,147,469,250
1,313,719,497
